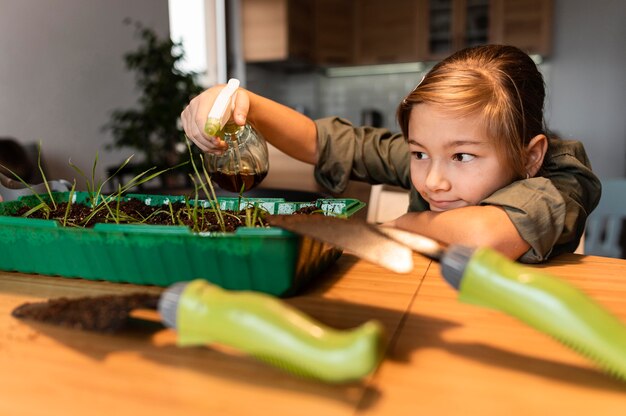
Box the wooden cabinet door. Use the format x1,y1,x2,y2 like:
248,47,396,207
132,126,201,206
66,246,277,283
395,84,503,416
242,0,290,62
490,0,553,56
241,0,553,65
355,0,428,65
313,0,356,65
287,0,316,63
242,0,353,65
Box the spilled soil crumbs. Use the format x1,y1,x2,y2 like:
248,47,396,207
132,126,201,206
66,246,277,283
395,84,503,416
12,293,160,332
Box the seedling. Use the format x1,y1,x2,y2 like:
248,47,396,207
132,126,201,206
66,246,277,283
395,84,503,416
1,142,314,233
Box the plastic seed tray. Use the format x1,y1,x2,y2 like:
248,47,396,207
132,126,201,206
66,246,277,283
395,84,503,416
0,192,365,296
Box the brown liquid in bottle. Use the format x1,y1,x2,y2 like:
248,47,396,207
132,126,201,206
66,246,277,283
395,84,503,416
212,170,268,193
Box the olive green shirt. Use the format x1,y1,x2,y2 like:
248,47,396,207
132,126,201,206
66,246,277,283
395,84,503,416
313,117,601,263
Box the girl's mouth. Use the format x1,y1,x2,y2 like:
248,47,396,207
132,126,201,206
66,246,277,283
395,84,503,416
428,198,460,211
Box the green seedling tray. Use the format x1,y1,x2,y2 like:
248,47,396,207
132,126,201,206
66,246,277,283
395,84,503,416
0,192,365,296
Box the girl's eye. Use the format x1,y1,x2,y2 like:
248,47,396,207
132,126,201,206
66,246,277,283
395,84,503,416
452,153,475,162
412,151,429,160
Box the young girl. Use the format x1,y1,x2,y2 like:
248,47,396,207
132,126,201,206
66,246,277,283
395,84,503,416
181,45,601,263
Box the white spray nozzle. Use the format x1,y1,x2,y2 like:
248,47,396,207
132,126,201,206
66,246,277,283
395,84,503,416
205,78,240,136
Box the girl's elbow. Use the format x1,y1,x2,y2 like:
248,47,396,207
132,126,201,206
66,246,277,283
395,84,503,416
465,219,530,260
490,239,530,260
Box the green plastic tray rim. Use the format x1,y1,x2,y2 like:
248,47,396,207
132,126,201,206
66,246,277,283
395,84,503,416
0,192,365,296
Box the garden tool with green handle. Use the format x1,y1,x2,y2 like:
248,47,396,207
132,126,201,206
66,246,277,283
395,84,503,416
12,278,384,384
267,214,626,382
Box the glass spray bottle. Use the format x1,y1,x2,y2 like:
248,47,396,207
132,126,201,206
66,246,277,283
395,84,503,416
204,79,269,193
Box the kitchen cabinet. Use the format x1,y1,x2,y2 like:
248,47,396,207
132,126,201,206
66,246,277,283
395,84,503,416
312,0,356,65
242,0,426,65
420,0,553,59
241,0,300,62
241,0,354,65
425,0,490,60
489,0,553,56
354,0,428,65
241,0,553,66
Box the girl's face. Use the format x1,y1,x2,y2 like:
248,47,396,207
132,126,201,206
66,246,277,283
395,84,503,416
408,103,516,212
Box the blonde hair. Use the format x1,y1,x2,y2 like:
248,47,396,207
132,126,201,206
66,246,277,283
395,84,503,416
397,45,547,178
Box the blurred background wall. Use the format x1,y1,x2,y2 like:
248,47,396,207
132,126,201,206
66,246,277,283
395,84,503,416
0,0,170,183
0,0,623,190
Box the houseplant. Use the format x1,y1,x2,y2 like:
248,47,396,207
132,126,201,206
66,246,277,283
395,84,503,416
103,19,204,185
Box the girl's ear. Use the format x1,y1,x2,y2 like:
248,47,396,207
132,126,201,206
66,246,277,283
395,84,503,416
525,134,548,177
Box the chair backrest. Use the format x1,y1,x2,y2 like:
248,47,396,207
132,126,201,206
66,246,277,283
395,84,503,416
584,179,626,258
0,137,34,182
367,184,410,224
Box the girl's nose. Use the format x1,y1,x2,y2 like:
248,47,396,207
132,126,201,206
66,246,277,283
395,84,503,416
425,163,451,191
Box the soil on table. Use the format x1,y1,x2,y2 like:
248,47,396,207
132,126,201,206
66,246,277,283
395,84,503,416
12,293,160,332
11,198,322,232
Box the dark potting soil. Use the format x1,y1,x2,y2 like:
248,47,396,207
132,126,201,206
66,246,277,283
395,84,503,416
12,199,322,232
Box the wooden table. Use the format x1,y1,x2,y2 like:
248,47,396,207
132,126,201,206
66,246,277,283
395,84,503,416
1,252,625,415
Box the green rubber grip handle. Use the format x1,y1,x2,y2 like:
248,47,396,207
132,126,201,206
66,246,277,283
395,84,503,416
458,247,626,381
175,280,384,383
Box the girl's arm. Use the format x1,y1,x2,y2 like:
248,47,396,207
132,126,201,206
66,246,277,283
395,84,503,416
245,92,318,164
390,205,530,260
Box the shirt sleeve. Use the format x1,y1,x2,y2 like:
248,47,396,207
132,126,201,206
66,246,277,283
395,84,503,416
481,178,566,263
540,138,602,255
481,138,601,263
313,117,411,193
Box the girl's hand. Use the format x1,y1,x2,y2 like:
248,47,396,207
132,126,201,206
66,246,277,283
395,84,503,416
180,85,251,154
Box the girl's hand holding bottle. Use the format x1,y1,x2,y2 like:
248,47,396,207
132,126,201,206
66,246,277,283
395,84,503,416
181,79,268,193
181,82,251,154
